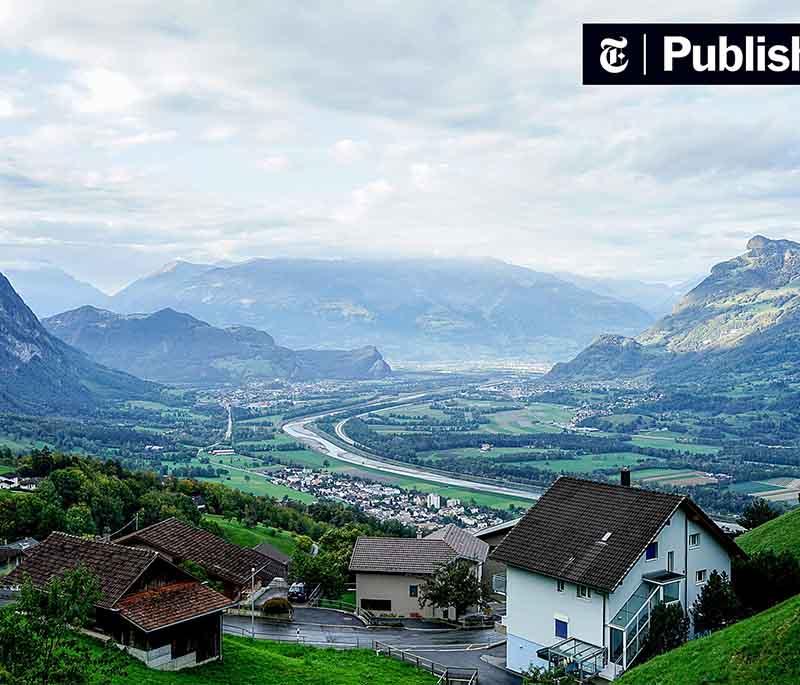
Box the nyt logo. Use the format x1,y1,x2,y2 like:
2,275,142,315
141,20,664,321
600,37,629,73
584,23,800,85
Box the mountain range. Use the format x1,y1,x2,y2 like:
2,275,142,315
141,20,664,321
106,257,654,362
0,272,155,414
548,236,800,385
2,265,110,317
43,306,391,384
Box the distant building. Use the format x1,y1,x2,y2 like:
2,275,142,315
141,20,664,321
426,493,441,509
117,517,284,600
349,524,489,620
2,533,230,670
0,475,19,490
480,443,493,452
446,498,461,507
0,537,38,576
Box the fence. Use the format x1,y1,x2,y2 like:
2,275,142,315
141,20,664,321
373,641,478,685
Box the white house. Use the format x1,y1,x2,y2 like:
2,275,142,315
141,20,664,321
492,472,744,680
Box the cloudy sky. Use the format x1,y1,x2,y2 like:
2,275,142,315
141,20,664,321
2,1,800,292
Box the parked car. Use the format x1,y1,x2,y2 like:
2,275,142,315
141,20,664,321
288,582,307,603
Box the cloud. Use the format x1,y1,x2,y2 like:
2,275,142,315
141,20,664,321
258,155,290,172
202,125,238,142
331,139,368,164
334,179,394,223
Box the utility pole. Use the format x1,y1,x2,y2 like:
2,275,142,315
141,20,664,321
251,566,255,639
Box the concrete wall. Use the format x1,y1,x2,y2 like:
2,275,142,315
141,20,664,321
505,565,605,673
355,573,456,619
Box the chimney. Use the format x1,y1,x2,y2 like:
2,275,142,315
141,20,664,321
620,467,631,487
416,528,423,539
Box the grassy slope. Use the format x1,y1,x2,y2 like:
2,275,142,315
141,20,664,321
737,507,800,559
617,594,800,685
205,514,298,555
98,636,435,685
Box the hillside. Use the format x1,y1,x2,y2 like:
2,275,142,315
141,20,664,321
0,272,156,415
43,306,391,383
549,236,800,383
737,507,800,560
89,635,435,685
617,592,800,685
109,257,653,362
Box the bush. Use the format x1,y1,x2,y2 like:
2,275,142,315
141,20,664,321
261,598,293,616
641,602,689,660
733,550,800,614
691,571,740,634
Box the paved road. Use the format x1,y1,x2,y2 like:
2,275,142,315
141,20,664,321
224,612,520,685
282,400,540,502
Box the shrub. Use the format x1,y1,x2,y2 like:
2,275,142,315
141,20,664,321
691,571,740,634
261,598,293,616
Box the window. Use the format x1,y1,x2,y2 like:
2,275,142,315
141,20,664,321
556,579,565,593
361,598,391,611
409,585,418,598
689,533,700,548
577,585,591,600
646,541,659,561
555,618,568,639
664,581,680,603
695,569,707,585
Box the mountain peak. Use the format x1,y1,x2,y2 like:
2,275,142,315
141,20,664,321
746,235,800,252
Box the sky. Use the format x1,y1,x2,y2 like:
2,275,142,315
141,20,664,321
2,1,800,292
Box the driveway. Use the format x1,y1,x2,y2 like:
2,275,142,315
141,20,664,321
223,611,521,685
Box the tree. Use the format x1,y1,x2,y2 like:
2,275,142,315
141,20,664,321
418,560,485,619
733,550,800,614
641,602,689,660
0,566,126,684
691,571,740,634
737,499,781,530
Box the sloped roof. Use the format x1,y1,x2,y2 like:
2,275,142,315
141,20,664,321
491,477,684,592
425,524,489,563
2,532,156,608
117,581,231,632
492,477,744,593
349,537,457,575
117,518,284,587
253,541,290,567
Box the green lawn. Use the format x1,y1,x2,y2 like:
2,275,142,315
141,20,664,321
630,434,720,454
617,593,800,685
737,507,800,560
199,470,315,504
205,514,298,555
94,635,436,685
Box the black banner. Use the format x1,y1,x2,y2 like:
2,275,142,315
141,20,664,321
583,24,800,85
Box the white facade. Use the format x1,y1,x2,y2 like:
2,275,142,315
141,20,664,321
505,506,734,677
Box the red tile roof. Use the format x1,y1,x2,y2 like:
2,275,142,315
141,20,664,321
3,532,156,608
117,581,231,632
118,517,283,588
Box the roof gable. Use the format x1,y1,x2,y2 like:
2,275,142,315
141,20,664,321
2,532,157,608
117,517,283,586
425,524,489,563
491,477,685,592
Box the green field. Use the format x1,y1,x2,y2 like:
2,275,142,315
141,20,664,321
92,635,436,685
205,514,298,554
199,470,315,504
485,403,574,434
737,507,800,560
630,434,720,454
618,593,800,685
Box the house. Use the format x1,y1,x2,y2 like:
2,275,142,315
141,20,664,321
117,517,284,600
349,524,489,619
0,474,19,490
474,518,521,596
2,532,230,670
492,473,745,680
252,541,290,577
0,538,38,576
426,493,441,509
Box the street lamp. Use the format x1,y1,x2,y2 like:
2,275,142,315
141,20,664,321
251,567,255,639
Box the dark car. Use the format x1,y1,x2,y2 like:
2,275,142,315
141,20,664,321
288,582,307,603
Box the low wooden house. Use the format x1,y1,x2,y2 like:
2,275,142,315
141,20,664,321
3,532,230,671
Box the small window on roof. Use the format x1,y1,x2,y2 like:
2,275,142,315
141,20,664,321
601,532,612,542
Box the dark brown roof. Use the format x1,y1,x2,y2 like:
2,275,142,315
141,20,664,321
425,524,489,563
2,532,156,608
349,537,457,575
253,542,290,568
491,477,686,592
117,581,231,632
117,518,283,587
